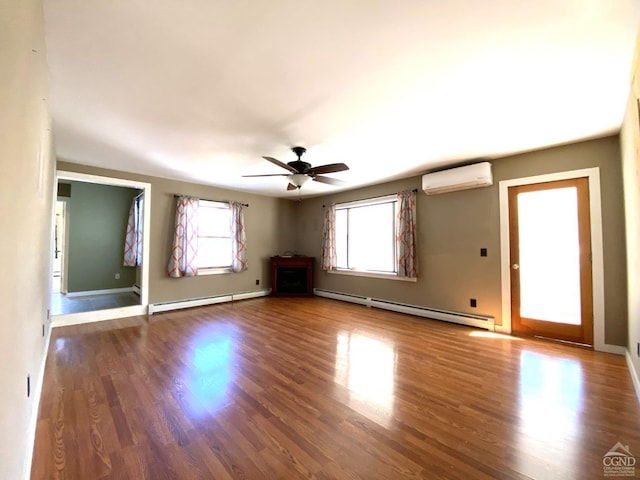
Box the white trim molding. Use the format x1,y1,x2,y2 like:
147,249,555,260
497,168,618,354
22,322,52,480
625,349,640,404
51,305,149,328
66,287,134,298
327,269,418,282
56,170,152,309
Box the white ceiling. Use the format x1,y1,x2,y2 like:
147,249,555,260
44,1,640,198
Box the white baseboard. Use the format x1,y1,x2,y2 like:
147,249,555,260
494,325,626,355
51,304,148,328
23,319,52,480
314,288,494,331
595,343,626,355
66,287,133,298
232,289,271,301
625,349,640,404
493,324,510,334
149,289,271,314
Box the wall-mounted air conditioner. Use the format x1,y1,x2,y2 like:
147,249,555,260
422,162,493,195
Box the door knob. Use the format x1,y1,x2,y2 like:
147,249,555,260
512,264,519,270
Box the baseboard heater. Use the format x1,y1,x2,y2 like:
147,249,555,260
314,288,494,331
148,288,271,314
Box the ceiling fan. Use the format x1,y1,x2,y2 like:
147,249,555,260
243,146,349,190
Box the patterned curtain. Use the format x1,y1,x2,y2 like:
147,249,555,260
135,196,144,264
168,196,199,277
396,190,418,278
123,194,143,267
321,204,337,270
230,202,248,273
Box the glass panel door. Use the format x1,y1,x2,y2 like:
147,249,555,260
517,187,581,325
508,177,593,345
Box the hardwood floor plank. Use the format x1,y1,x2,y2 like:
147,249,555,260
32,297,640,479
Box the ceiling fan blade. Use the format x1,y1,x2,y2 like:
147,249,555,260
307,163,349,175
242,174,290,178
287,183,298,191
263,156,298,173
313,175,345,186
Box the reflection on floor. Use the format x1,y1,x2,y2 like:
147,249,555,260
33,298,640,479
51,291,140,315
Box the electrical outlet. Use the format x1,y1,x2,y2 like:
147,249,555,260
42,324,45,337
480,248,487,257
255,279,260,285
47,308,50,320
27,375,30,398
470,298,477,308
115,273,120,280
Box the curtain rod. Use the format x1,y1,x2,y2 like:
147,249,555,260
173,194,249,207
322,188,417,208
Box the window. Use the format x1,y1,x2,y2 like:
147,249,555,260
197,200,232,271
334,196,398,274
168,196,247,278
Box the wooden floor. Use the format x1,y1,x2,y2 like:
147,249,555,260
32,297,640,479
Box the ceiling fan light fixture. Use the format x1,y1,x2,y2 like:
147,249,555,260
246,146,349,191
287,173,310,188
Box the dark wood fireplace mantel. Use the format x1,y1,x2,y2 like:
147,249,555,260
270,256,314,296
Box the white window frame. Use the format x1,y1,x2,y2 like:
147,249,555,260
197,200,233,275
329,194,415,282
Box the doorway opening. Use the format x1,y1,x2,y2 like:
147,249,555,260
53,200,66,294
52,171,151,323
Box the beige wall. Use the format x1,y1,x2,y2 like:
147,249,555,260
620,32,640,381
295,136,627,346
0,0,56,478
57,162,297,304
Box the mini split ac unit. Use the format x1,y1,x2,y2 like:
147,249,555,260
422,162,493,195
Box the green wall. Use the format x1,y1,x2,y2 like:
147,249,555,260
66,181,140,292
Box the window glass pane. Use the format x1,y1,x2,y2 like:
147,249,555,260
517,187,581,324
199,205,230,237
197,238,232,268
346,202,395,272
335,209,348,269
334,199,398,274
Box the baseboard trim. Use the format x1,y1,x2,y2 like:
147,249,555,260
314,288,494,331
625,349,640,404
66,287,134,298
232,289,271,302
51,305,148,328
23,320,52,480
595,343,626,355
149,289,271,314
493,325,626,355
